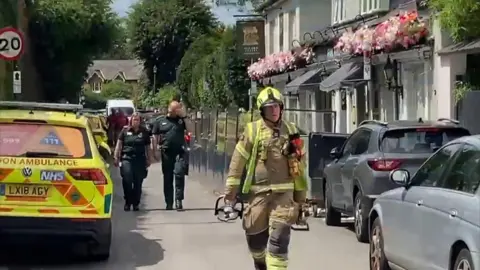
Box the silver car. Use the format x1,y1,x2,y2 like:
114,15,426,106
368,135,480,270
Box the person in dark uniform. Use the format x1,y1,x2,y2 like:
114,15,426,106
114,112,153,211
152,101,187,210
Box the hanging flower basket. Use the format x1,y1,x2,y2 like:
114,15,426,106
247,46,315,80
334,11,429,56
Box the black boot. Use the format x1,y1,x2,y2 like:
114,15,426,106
254,262,267,270
175,200,183,211
132,205,140,211
124,203,131,211
166,204,173,210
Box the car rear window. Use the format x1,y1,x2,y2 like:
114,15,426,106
381,128,470,153
114,107,134,116
0,123,92,158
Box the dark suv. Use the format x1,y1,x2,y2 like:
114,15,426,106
322,118,470,242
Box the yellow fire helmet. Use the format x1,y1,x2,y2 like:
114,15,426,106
256,86,284,110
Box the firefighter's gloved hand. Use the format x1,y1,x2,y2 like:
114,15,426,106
223,205,234,219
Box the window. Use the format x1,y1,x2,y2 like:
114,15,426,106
342,129,371,156
380,128,470,154
279,13,284,52
411,143,462,187
288,11,296,48
93,82,102,93
360,0,380,14
442,145,480,194
269,20,275,54
112,107,134,117
332,0,346,24
0,123,92,159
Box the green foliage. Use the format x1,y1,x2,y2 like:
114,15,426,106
28,0,119,102
98,18,132,60
127,0,217,90
429,0,480,42
454,81,473,104
139,84,179,108
83,88,107,109
0,0,18,100
100,81,133,99
177,34,220,106
185,27,249,109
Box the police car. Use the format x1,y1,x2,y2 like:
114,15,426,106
0,102,113,260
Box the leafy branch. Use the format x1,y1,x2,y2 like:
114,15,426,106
453,81,473,104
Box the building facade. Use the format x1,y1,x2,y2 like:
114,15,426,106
85,60,143,93
327,0,433,133
255,0,334,133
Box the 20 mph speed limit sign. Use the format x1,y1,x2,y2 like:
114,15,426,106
0,27,24,61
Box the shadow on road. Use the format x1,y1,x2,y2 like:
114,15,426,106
141,207,214,212
0,162,165,269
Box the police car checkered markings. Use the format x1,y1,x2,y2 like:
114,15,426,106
40,131,64,146
40,170,65,181
1,184,49,197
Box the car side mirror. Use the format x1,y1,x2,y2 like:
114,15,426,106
330,147,342,159
389,169,410,186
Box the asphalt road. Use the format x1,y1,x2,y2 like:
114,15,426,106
0,163,369,270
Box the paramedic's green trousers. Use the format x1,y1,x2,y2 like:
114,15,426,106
161,149,186,205
120,158,147,206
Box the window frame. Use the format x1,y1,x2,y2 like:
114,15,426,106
268,20,275,54
360,0,381,15
332,0,346,24
279,12,284,52
341,127,372,156
93,82,102,93
440,143,480,195
410,143,463,188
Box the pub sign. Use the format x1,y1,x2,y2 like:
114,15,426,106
236,20,265,60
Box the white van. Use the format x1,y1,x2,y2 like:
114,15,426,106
106,99,135,118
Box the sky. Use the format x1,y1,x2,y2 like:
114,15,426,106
111,0,253,25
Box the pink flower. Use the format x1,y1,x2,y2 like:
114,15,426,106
334,10,429,56
247,47,315,79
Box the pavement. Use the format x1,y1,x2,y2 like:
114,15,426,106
0,162,370,270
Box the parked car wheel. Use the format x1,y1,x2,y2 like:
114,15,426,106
354,191,369,243
369,217,390,270
324,179,341,226
453,248,474,270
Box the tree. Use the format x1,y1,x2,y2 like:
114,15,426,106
28,0,118,102
429,0,480,42
140,84,179,108
177,34,220,107
100,81,133,99
183,26,249,109
127,0,217,90
98,18,133,60
0,0,17,100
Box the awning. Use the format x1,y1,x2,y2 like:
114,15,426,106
285,68,324,93
437,39,480,55
319,62,366,92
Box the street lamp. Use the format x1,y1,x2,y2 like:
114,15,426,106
383,56,403,119
153,65,157,92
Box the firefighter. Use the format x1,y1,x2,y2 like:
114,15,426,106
224,87,308,270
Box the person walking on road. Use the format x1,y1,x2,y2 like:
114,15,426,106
114,112,153,212
152,101,188,211
223,87,308,270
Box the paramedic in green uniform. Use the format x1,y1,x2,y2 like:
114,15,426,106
114,112,153,211
153,101,187,210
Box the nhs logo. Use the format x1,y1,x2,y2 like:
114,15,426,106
40,170,65,181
